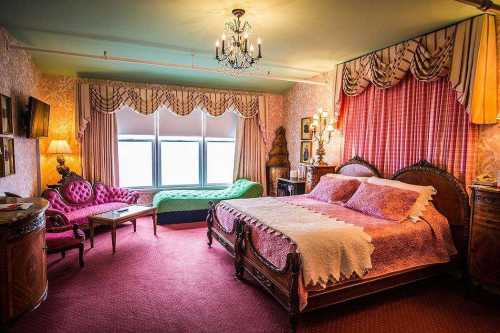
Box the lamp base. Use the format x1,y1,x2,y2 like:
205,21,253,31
56,155,71,180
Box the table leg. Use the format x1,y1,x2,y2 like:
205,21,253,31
89,219,95,248
132,218,136,232
153,213,157,236
112,222,117,254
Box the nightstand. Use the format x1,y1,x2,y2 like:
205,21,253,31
303,164,336,193
277,178,306,196
469,185,500,293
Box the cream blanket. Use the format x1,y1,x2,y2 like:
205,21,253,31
221,197,374,287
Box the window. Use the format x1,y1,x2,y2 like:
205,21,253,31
117,106,237,188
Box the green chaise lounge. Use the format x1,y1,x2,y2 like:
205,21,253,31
153,179,263,224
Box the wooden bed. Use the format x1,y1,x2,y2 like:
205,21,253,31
206,157,470,332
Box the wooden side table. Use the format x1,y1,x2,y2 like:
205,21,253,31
0,197,48,326
89,205,157,254
303,164,336,193
468,185,500,293
277,178,306,196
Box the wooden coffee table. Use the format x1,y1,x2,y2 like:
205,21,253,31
89,205,157,253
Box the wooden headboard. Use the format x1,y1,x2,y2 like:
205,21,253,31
337,156,381,177
392,160,470,257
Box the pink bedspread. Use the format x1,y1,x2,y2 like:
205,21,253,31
214,195,457,309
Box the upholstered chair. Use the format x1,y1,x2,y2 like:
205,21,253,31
45,224,85,267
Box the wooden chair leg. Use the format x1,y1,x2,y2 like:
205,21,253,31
61,251,66,258
78,243,85,268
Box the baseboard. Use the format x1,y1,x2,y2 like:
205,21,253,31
157,209,209,224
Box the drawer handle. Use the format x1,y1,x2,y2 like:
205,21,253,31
485,220,498,225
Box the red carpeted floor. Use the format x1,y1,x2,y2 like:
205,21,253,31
11,218,500,333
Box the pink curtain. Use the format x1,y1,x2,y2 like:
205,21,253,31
80,110,119,186
342,75,478,185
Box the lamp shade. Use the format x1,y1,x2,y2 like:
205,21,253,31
47,140,72,154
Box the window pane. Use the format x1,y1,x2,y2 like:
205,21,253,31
158,106,202,137
118,141,153,187
205,111,238,139
161,141,199,186
117,106,155,136
206,141,235,184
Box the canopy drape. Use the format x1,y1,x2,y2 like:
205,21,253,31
340,14,497,125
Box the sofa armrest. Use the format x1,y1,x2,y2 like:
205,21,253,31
45,208,71,231
42,189,72,212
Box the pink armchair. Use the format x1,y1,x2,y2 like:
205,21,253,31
43,175,139,229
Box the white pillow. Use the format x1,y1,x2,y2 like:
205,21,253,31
324,173,371,182
366,177,436,221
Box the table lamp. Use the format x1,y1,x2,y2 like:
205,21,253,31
47,139,72,178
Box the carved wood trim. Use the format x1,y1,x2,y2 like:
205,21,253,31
336,155,382,177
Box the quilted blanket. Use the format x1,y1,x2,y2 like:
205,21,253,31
220,197,375,287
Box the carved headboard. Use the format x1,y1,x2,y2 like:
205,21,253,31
392,160,470,258
337,156,381,177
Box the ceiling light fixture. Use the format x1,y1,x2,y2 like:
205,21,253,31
215,9,262,72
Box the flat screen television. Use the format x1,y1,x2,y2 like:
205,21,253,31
26,97,50,138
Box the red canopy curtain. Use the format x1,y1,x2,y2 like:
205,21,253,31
342,75,478,185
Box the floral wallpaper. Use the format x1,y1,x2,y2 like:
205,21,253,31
284,72,343,171
37,74,81,189
0,27,41,196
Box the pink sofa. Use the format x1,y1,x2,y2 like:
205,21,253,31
43,175,139,229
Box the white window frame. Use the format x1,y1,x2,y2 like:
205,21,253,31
118,111,236,190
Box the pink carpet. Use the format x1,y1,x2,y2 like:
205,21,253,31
11,218,500,333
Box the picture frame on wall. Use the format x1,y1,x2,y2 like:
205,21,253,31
0,137,15,177
300,117,313,140
300,140,312,164
0,94,13,135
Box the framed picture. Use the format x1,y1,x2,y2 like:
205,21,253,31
300,141,312,164
0,94,13,135
0,137,15,177
300,117,313,140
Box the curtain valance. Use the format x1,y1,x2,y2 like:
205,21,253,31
340,14,497,125
87,83,260,118
343,26,455,96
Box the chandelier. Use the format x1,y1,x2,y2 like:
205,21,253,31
215,9,262,71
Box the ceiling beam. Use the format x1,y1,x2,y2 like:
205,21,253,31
8,43,328,87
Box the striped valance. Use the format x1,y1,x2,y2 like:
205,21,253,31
87,84,260,118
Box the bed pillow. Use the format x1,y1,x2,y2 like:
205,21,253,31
344,182,420,222
367,177,436,221
307,176,361,203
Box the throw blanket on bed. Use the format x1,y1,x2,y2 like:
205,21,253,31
220,197,375,287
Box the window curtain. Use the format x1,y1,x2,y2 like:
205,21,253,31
233,95,269,195
342,75,478,185
76,83,119,186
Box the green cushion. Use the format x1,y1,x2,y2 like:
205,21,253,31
153,179,263,214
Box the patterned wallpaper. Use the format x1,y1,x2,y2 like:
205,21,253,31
284,72,343,171
475,16,500,176
37,74,81,189
0,28,41,196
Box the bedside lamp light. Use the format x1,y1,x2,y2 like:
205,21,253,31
47,139,72,179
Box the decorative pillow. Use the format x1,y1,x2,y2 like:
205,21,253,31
307,176,361,203
367,177,436,221
344,183,420,221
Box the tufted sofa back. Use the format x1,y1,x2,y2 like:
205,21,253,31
61,179,94,204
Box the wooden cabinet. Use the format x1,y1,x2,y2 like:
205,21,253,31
303,164,336,193
277,178,306,196
469,186,500,290
0,197,48,326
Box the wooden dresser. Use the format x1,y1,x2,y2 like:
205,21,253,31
303,164,336,193
468,186,500,291
0,197,49,326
